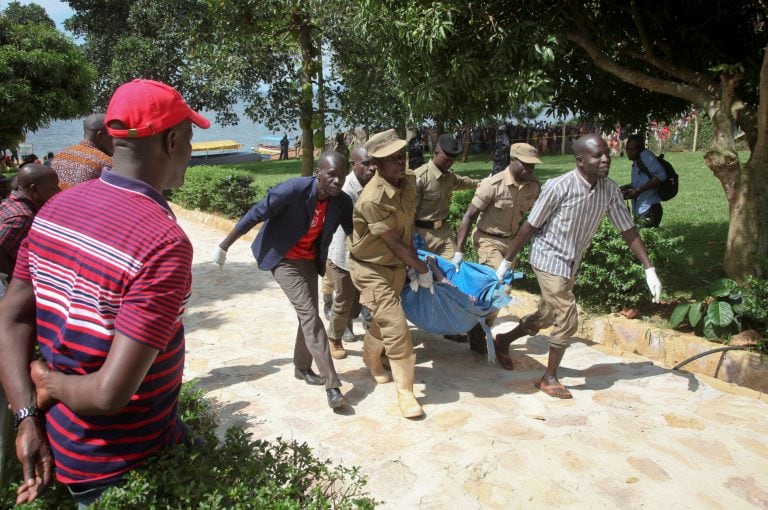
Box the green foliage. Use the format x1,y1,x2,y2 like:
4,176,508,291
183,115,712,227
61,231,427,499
0,3,96,148
670,278,744,340
170,167,261,219
2,382,376,509
574,219,685,313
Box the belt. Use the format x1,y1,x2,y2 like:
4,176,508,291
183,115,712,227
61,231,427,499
415,219,446,229
477,228,512,239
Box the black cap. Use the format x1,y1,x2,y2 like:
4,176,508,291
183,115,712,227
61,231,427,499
437,134,462,157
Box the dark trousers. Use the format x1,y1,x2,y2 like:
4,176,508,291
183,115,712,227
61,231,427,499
272,259,341,389
636,202,663,228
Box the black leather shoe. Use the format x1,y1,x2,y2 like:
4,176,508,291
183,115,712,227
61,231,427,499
444,334,468,343
294,368,323,386
326,388,348,409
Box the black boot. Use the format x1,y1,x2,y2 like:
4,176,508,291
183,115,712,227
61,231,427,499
467,324,487,354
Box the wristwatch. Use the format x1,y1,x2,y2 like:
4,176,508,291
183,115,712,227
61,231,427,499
13,406,42,431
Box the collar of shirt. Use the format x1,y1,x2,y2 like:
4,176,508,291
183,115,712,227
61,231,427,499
574,168,594,190
100,169,173,215
7,191,39,213
427,159,447,180
501,168,532,189
344,171,363,195
374,171,404,200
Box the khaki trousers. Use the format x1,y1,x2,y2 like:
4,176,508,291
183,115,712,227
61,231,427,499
272,259,341,389
415,223,457,258
327,261,361,339
349,258,412,360
522,267,579,349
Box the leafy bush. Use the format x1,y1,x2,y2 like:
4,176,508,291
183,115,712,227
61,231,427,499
670,278,744,340
2,382,376,509
171,166,260,219
574,219,685,312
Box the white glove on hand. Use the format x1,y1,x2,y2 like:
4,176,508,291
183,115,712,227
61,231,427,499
451,252,464,272
645,267,662,303
407,267,419,292
212,245,228,268
495,259,511,283
417,268,434,294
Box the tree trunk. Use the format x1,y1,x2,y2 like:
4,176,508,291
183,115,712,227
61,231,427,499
298,14,314,176
461,122,472,163
316,56,326,155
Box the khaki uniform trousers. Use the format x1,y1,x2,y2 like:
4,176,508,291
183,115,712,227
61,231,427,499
327,261,361,340
415,223,457,258
522,267,579,349
472,228,511,325
349,258,412,360
321,260,335,296
271,259,341,389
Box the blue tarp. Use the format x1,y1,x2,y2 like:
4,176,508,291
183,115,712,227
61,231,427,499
401,250,522,364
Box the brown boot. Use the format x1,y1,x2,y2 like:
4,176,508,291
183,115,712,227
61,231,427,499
329,338,346,360
389,354,424,419
362,334,391,384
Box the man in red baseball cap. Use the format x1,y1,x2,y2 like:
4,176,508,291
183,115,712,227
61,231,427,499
0,79,208,506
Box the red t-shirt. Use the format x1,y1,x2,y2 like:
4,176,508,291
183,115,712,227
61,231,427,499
284,199,328,260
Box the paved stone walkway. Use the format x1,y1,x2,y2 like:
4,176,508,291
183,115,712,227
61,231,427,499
178,211,768,509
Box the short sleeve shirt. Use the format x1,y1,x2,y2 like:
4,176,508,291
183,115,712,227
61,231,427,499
0,192,37,274
527,169,634,279
415,160,479,221
349,171,417,268
472,170,541,237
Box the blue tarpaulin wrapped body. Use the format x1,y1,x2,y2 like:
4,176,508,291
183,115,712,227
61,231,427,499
401,250,522,364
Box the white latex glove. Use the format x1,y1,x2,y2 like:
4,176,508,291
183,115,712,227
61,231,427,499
407,267,419,292
645,267,662,303
451,252,464,272
495,259,511,283
212,245,228,268
417,268,434,294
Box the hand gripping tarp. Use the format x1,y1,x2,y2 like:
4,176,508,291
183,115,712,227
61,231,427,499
401,250,521,365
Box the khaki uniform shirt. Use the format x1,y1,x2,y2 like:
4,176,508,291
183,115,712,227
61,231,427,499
472,170,541,237
415,160,479,221
348,170,417,268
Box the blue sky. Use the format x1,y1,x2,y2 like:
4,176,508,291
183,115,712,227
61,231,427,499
0,0,75,33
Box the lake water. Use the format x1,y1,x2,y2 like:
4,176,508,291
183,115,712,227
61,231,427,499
20,104,299,156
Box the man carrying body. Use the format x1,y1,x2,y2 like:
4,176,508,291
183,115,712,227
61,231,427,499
348,129,434,419
51,113,114,189
0,79,208,506
494,134,662,398
326,146,375,359
414,133,479,259
622,133,666,228
213,152,352,409
455,143,542,351
0,164,60,284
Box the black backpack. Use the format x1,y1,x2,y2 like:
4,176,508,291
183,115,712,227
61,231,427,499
637,153,678,201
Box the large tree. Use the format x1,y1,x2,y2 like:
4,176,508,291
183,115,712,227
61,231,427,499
529,0,768,281
0,2,95,151
66,0,346,176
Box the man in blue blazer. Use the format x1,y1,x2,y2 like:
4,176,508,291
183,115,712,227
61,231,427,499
213,151,353,409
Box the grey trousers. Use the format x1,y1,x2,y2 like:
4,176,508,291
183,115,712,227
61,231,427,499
328,261,361,340
272,259,341,389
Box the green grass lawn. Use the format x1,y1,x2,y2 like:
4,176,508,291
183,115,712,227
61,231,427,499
218,149,735,293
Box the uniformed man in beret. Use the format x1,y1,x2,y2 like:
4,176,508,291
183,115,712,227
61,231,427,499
348,129,433,419
414,133,480,260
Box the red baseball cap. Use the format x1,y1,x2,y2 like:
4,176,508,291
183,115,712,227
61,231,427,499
105,79,210,138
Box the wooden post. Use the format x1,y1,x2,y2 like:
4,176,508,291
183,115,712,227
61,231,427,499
693,113,700,152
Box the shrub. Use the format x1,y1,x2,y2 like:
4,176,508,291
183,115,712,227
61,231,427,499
1,382,376,509
670,278,744,340
171,166,259,219
574,219,685,312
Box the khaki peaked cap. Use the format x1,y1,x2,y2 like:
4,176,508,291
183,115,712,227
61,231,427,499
510,143,542,164
365,129,407,158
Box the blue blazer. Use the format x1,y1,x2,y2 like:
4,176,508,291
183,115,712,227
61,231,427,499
233,176,353,275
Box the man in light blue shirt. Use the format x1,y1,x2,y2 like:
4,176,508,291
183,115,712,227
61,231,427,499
622,133,666,227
